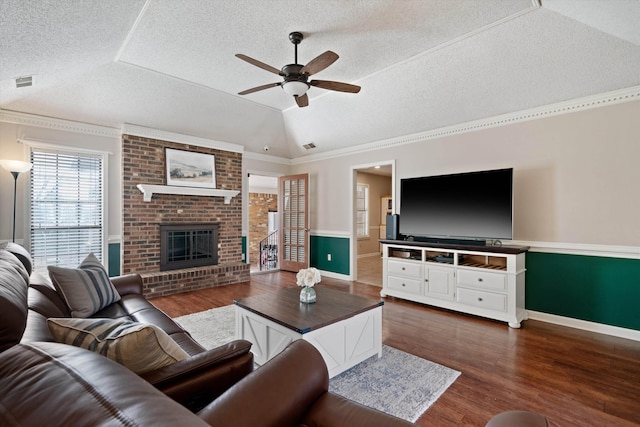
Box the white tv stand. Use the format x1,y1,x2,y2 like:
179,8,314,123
380,240,528,328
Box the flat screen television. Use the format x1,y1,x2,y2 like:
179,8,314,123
399,168,513,244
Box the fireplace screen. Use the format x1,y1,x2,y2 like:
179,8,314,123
160,223,219,271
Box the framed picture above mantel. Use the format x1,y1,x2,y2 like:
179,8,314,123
165,148,216,188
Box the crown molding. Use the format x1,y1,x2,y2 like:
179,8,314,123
4,84,639,165
20,137,113,156
121,123,244,153
0,109,120,138
290,85,640,165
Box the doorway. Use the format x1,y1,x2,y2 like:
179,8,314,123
278,173,310,273
350,161,395,286
247,173,279,273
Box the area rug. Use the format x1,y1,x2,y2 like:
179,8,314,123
174,305,460,422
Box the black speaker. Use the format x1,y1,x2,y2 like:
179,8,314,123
386,214,400,240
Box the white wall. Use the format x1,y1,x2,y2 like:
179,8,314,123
242,154,290,238
0,117,292,251
291,100,640,248
0,120,122,244
3,98,638,253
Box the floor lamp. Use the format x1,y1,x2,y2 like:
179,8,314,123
0,159,33,243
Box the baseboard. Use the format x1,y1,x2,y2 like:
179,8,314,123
318,269,351,282
528,310,640,342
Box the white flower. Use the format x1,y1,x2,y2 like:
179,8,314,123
296,267,321,287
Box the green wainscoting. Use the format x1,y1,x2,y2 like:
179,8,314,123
526,252,640,331
242,236,247,263
310,235,350,275
108,242,120,277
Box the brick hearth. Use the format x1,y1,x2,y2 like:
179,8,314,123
122,134,248,298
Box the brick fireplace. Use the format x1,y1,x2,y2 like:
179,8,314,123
122,134,248,298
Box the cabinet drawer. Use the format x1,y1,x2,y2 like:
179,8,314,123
457,269,506,292
387,275,422,294
387,260,422,278
456,288,506,312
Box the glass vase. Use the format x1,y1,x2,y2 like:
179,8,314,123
300,286,316,303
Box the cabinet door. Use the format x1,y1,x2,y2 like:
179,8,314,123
424,266,455,301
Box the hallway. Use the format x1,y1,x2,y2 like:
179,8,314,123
357,255,382,287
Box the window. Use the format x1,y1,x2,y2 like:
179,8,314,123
30,148,104,271
356,183,369,238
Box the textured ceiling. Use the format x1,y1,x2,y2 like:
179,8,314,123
1,0,639,159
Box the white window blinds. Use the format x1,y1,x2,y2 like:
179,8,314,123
30,149,104,270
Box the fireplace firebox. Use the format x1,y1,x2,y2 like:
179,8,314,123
160,223,219,271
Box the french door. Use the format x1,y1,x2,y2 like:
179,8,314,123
278,174,309,272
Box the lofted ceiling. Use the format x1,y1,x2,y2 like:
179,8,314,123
1,0,639,159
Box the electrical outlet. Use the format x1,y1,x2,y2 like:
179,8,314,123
327,253,332,261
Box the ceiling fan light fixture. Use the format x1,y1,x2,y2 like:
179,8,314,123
236,31,359,107
282,81,309,97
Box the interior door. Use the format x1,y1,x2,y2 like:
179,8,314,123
278,173,309,272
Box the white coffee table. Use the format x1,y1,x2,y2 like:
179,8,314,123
234,287,383,378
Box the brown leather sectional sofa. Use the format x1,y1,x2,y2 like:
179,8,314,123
0,243,415,426
8,242,254,412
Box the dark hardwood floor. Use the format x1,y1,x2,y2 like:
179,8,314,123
151,272,640,426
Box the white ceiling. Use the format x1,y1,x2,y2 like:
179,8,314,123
1,0,639,159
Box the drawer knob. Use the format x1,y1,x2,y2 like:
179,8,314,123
478,278,483,282
402,267,406,270
402,283,406,287
478,297,483,302
424,279,429,282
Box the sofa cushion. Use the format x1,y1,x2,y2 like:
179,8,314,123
0,342,209,427
0,242,33,275
47,317,189,374
0,250,29,352
48,253,120,318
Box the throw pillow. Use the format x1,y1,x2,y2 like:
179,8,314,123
47,317,189,374
48,253,121,318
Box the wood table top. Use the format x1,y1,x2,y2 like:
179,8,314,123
233,287,384,333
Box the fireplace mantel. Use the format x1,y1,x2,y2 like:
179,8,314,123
137,184,239,204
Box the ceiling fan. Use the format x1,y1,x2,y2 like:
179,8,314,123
236,32,361,108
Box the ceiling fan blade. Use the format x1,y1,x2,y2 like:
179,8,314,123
295,93,309,108
309,80,361,93
238,82,281,95
301,51,339,76
235,54,283,76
